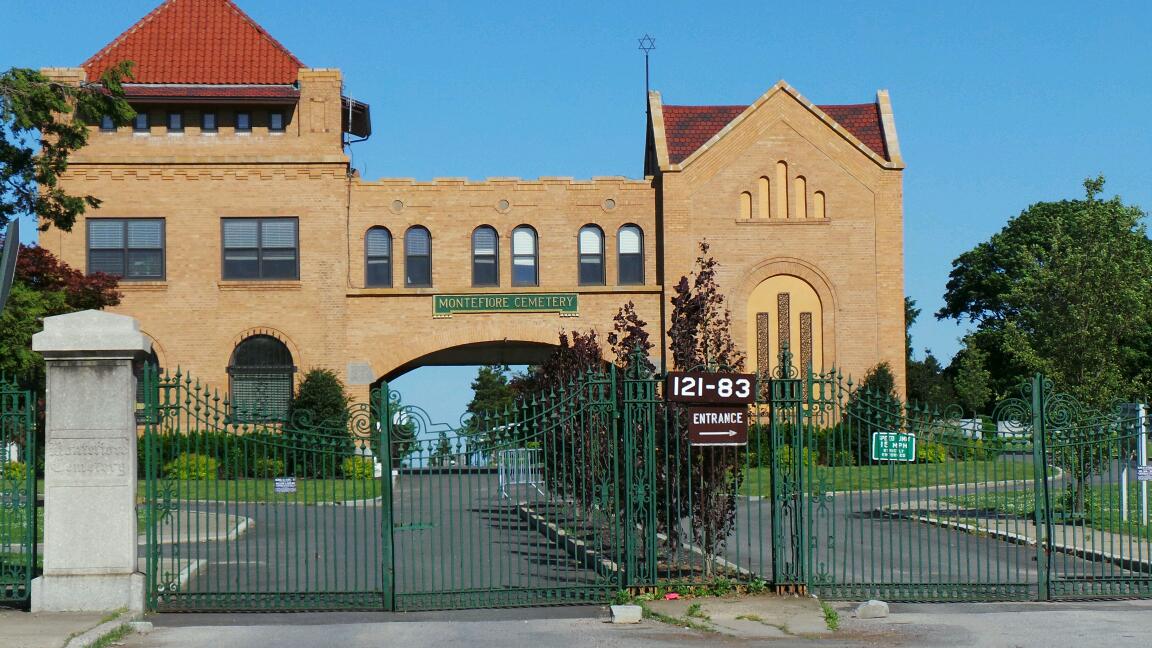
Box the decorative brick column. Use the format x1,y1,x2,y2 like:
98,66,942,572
30,310,151,613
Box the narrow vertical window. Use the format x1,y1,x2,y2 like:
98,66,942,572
269,111,285,132
617,225,644,285
814,191,826,220
405,226,431,287
511,226,538,286
236,111,252,132
794,176,808,220
578,225,604,286
757,176,770,219
100,115,116,132
365,227,392,287
133,112,150,133
740,192,752,220
201,112,218,132
472,226,499,287
775,161,788,218
167,112,183,133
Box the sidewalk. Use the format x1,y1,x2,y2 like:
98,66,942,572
0,610,123,648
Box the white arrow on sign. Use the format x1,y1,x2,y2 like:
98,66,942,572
698,430,739,437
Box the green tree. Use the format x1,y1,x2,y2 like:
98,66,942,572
430,431,454,467
904,296,957,408
951,335,993,414
666,241,745,563
286,368,353,477
1,64,135,231
464,365,515,457
937,177,1152,406
844,362,902,462
0,245,120,385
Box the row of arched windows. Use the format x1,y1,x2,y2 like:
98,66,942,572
365,224,644,288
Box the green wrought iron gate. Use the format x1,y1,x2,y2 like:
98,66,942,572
142,360,1152,610
800,370,1152,602
1,376,36,606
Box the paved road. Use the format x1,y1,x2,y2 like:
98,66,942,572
148,472,608,610
147,454,1146,610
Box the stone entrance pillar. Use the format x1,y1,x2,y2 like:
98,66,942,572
30,310,151,613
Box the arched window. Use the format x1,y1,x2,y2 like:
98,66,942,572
228,334,295,422
472,226,499,287
511,225,538,286
578,225,604,285
405,226,431,287
365,227,392,287
617,225,644,285
134,348,161,424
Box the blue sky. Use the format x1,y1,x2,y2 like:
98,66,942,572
4,1,1151,422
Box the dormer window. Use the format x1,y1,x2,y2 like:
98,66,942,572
133,112,149,133
236,112,251,132
269,111,285,132
99,115,115,132
201,112,218,132
167,112,183,133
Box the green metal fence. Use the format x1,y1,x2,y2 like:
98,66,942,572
0,376,36,606
142,360,1152,611
802,370,1152,602
143,367,391,611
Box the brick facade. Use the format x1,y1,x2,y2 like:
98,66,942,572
40,3,906,403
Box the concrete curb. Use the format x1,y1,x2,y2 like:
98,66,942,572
62,614,141,648
883,506,1152,574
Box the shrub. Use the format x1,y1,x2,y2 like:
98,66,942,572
776,446,817,475
286,369,354,477
916,441,948,464
1,461,27,481
252,457,286,478
341,456,375,480
164,453,218,480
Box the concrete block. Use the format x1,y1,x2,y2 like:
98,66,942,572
611,605,643,624
128,621,154,634
31,572,145,613
855,599,889,619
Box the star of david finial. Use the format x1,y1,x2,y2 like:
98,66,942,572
637,34,656,54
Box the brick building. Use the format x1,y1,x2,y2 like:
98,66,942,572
40,0,906,414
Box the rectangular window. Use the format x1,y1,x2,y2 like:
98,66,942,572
133,112,149,133
222,218,299,280
87,219,165,280
201,112,218,132
235,111,252,132
99,115,116,132
269,111,285,132
167,112,183,132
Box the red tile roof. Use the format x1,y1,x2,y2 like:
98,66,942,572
83,0,305,85
662,101,888,164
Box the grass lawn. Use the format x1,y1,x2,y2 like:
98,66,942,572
740,459,1035,496
143,477,383,504
942,485,1152,541
33,478,383,504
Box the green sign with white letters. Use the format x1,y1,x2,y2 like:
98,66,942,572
871,431,917,462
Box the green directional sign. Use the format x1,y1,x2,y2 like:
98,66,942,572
871,431,917,462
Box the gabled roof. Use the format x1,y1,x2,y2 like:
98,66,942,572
662,100,889,165
82,0,305,86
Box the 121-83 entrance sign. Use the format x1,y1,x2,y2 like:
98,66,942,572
666,371,755,405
